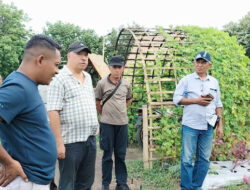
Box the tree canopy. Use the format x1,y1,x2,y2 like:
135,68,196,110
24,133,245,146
0,0,31,78
43,21,102,63
224,12,250,58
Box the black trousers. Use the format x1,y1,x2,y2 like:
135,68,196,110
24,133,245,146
58,136,96,190
100,123,128,185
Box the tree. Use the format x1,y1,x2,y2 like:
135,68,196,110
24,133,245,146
103,28,119,63
0,0,31,79
104,23,145,64
224,12,250,58
43,21,102,63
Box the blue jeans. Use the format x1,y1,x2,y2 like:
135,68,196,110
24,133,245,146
181,125,213,190
58,136,96,190
100,123,128,185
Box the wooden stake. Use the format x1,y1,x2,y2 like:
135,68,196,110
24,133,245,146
142,105,149,169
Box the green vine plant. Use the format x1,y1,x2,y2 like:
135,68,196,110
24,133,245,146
127,27,249,163
128,26,250,161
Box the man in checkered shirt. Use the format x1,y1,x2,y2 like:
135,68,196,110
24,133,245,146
47,41,99,190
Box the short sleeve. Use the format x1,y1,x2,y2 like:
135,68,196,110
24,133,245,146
215,82,223,108
95,81,103,101
126,83,132,100
47,77,64,111
173,77,187,106
0,83,26,124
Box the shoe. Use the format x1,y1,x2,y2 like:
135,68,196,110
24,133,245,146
115,184,131,190
101,184,110,190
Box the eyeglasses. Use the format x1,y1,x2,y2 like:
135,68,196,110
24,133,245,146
195,61,208,65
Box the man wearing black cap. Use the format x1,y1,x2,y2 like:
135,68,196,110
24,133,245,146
95,55,132,190
173,51,223,190
47,41,99,190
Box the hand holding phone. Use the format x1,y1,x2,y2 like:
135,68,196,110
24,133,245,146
201,93,214,99
198,93,213,106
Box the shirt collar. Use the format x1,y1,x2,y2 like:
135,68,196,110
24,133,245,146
107,74,122,85
193,72,211,81
62,65,74,76
62,65,86,77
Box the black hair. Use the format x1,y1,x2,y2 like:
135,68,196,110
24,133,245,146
25,34,61,52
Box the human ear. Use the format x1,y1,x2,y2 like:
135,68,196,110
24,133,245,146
36,55,45,67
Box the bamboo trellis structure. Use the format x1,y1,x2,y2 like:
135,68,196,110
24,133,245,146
115,28,188,168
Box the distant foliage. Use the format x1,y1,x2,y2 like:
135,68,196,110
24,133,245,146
0,0,31,79
43,21,103,63
103,28,119,64
224,12,250,58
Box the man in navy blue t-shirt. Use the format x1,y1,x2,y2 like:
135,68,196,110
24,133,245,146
0,35,61,189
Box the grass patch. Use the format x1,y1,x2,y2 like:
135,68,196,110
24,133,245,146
127,160,249,190
127,160,180,190
217,183,250,190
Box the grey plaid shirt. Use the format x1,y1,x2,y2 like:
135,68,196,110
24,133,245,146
47,66,99,144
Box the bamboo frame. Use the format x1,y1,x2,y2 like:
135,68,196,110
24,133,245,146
142,105,149,168
115,28,187,168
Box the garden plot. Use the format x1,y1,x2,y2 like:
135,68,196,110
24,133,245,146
202,160,250,189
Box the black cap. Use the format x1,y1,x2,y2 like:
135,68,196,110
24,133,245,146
67,41,91,54
109,55,125,66
194,51,211,63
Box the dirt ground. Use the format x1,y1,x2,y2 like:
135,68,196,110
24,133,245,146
53,146,247,190
54,146,143,190
92,146,143,190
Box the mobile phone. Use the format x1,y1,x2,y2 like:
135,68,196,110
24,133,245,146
207,93,214,99
201,93,214,99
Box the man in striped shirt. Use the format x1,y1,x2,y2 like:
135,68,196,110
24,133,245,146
47,41,99,190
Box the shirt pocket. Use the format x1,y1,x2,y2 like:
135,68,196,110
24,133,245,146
208,86,218,99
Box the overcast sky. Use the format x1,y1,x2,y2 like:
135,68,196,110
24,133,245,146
3,0,250,36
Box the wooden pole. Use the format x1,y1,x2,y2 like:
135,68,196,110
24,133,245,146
142,105,149,169
102,36,105,61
